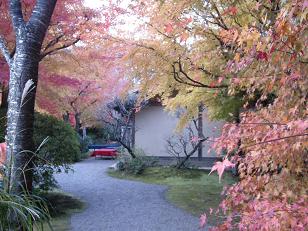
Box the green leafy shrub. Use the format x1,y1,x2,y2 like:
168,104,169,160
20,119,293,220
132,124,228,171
117,148,159,175
0,108,81,190
33,112,81,164
78,135,92,155
87,127,109,143
117,157,146,175
34,113,80,190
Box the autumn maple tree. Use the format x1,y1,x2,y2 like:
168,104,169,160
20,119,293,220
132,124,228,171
37,46,126,133
0,0,110,194
113,0,307,229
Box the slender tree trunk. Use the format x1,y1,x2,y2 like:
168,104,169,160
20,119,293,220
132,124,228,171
234,108,243,176
131,110,135,149
63,111,70,123
117,139,136,158
197,104,203,161
75,112,82,135
4,0,57,194
82,127,87,140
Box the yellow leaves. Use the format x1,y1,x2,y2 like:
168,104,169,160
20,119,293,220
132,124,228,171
219,28,238,44
294,41,303,52
234,53,241,62
276,20,290,36
180,32,189,42
238,26,260,49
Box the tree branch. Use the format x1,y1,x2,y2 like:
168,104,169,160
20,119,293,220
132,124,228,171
28,0,57,30
0,36,12,65
43,34,65,51
146,22,173,39
172,58,228,89
40,38,80,60
9,0,24,30
243,133,308,148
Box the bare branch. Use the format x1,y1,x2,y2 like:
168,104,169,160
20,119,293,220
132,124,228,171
210,2,228,30
40,38,80,60
172,58,228,89
43,34,65,51
146,22,173,39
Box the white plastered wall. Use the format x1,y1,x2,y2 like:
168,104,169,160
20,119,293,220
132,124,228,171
135,105,224,157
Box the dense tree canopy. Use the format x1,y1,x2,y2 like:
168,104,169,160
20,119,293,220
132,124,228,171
109,0,308,229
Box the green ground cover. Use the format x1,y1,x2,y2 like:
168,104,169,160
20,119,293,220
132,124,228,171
109,167,237,225
36,192,85,231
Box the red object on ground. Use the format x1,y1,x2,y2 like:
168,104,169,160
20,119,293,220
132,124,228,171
90,148,117,158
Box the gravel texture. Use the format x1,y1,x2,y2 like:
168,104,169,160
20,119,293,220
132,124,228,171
55,158,201,231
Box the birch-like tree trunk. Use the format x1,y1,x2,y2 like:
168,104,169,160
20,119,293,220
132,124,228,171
197,104,203,161
0,0,57,194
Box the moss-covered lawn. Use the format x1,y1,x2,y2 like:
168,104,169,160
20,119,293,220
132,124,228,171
35,191,85,231
108,167,237,225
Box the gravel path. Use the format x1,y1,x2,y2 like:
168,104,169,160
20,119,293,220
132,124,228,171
55,158,201,231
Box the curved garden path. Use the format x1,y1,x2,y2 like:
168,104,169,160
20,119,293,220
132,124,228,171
55,158,200,231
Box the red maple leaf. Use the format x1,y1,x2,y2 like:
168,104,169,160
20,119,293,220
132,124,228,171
209,158,235,182
164,23,173,34
257,51,268,61
223,6,238,16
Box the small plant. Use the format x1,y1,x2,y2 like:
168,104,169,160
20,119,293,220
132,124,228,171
78,136,92,157
0,149,52,230
166,123,207,169
0,189,51,230
116,148,158,175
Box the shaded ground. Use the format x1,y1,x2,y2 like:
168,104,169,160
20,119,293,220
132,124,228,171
55,158,200,231
37,192,85,231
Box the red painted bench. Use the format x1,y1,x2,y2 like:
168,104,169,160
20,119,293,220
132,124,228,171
90,148,117,158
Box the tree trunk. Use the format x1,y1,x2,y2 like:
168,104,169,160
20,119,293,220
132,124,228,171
118,139,136,158
234,108,243,176
75,112,82,135
63,111,69,123
197,104,203,161
131,110,136,149
5,0,57,194
82,127,87,140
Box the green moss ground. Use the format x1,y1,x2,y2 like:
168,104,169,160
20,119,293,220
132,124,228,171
36,191,85,231
108,167,237,225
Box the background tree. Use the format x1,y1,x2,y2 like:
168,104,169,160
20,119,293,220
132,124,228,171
37,45,128,130
97,92,145,158
166,120,207,169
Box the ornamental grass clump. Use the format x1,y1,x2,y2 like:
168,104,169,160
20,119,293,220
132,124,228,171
0,189,51,231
